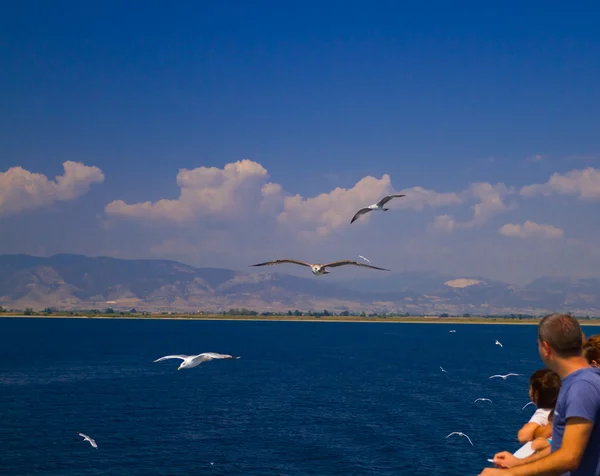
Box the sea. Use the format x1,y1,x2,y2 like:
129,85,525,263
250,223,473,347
1,318,596,476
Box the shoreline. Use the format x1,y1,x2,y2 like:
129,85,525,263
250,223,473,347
2,314,600,325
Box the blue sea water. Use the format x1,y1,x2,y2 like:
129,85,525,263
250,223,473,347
1,318,596,475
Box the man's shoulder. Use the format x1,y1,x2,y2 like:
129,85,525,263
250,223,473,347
569,367,600,387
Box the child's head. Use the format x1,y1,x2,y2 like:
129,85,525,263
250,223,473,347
583,343,600,367
529,368,561,409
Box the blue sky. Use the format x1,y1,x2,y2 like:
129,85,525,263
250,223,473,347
1,1,599,283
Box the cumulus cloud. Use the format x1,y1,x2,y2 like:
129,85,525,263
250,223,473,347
498,221,564,240
430,182,515,231
0,161,105,217
105,159,271,223
277,175,463,236
520,167,600,200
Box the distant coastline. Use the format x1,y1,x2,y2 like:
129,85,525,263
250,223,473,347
2,313,600,326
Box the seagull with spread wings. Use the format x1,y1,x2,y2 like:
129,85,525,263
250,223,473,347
350,194,406,224
78,433,98,449
154,352,239,370
251,259,389,276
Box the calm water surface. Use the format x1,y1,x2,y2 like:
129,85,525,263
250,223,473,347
2,318,594,475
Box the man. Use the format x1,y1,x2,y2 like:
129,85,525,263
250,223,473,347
479,313,600,476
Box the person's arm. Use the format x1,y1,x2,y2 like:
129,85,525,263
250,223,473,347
507,417,593,476
493,446,551,469
517,422,541,443
532,423,552,440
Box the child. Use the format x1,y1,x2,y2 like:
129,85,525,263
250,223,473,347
517,368,561,444
583,340,600,367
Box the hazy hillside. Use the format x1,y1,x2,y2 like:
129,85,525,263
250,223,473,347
0,254,598,315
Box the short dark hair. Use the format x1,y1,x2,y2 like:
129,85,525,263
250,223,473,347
538,313,583,358
529,368,561,408
583,343,600,365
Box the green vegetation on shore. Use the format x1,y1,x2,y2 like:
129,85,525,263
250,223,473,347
1,306,599,324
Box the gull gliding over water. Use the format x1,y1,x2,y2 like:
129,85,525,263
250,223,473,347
495,340,503,347
251,259,389,276
350,194,406,224
440,366,448,373
474,398,492,403
78,433,97,449
358,255,371,264
522,402,536,410
446,432,474,446
154,353,239,370
489,373,520,380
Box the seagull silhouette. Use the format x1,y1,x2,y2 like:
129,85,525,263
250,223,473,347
350,194,406,224
78,433,98,449
446,432,474,446
522,402,536,410
440,366,448,373
489,373,520,380
474,398,492,403
495,340,503,347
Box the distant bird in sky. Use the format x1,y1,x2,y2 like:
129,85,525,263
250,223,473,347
474,398,492,403
522,402,536,410
440,366,448,373
446,432,474,446
489,373,520,380
350,194,406,224
154,353,239,370
358,255,371,264
495,340,503,347
78,433,98,449
250,259,389,276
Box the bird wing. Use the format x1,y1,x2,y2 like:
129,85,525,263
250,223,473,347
446,432,458,438
376,194,406,207
323,260,390,271
153,355,188,362
489,375,501,379
251,259,312,268
89,439,98,448
199,353,233,360
507,373,520,377
350,208,372,224
358,255,371,263
463,434,474,446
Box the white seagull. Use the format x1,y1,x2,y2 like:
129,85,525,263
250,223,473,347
449,329,457,333
489,373,521,380
78,433,98,449
440,366,448,373
251,259,389,276
446,432,474,446
350,194,406,224
358,255,371,264
495,340,503,347
154,352,239,370
474,398,492,403
522,402,536,410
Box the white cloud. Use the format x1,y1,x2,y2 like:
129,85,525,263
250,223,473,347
276,176,463,236
0,161,104,217
430,182,515,231
105,159,271,223
498,221,564,240
520,167,600,200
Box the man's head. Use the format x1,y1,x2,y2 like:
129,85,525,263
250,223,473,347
537,313,583,368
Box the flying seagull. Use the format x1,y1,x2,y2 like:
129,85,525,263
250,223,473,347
495,340,503,348
474,398,492,403
350,194,406,224
489,373,520,380
154,353,239,370
449,329,456,333
446,432,474,446
358,255,371,264
78,433,98,449
522,402,536,410
250,259,389,276
440,366,448,373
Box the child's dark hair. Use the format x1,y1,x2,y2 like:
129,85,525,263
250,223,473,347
529,368,561,409
583,343,600,365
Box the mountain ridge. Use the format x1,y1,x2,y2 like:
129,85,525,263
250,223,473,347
0,253,599,315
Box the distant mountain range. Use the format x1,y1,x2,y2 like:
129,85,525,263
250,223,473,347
0,254,599,315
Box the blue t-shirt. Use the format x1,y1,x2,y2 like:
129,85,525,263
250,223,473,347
551,367,600,476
